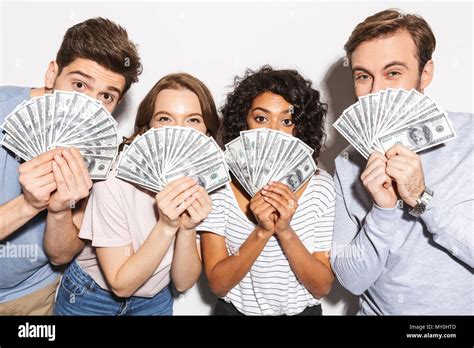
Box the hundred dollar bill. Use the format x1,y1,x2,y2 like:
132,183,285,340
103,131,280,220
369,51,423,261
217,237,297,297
1,133,32,161
165,159,231,193
378,113,456,153
275,152,317,192
83,155,116,180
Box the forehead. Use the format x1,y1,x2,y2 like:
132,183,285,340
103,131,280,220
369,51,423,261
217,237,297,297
351,30,418,70
251,92,291,109
61,58,126,93
154,88,201,112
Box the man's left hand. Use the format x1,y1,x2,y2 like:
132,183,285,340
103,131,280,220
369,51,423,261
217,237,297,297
385,144,425,208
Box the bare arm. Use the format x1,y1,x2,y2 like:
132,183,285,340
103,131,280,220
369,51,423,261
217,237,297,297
96,220,177,298
44,148,92,265
0,195,44,240
44,199,86,266
277,230,333,298
170,186,211,292
261,181,334,298
1,150,59,240
201,191,276,297
201,227,274,297
96,176,203,298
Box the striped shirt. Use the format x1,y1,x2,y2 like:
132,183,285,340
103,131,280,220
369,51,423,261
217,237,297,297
197,169,335,315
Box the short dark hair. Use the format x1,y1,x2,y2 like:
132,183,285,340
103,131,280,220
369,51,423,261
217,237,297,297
344,9,436,72
220,65,327,163
56,17,142,95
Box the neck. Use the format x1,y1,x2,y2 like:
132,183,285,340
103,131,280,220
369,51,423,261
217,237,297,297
30,87,49,98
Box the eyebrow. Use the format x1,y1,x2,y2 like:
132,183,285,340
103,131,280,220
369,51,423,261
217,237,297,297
352,61,409,74
154,111,203,117
251,106,292,115
68,70,122,96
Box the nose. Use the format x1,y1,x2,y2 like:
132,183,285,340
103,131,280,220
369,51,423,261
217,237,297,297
175,119,185,127
268,118,282,132
370,77,383,94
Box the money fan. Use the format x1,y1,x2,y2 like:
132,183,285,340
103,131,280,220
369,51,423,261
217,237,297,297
116,126,230,193
1,90,119,180
333,88,456,159
224,128,317,197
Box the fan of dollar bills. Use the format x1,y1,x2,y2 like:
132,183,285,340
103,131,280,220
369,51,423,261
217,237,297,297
225,128,317,196
116,126,231,193
333,88,456,159
0,90,119,180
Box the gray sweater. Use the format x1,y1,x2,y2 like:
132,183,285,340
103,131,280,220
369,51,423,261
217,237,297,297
330,111,473,315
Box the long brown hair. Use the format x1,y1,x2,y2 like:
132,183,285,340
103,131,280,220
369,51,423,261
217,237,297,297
120,73,220,151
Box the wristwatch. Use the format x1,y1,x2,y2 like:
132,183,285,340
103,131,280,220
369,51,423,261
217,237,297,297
408,186,434,217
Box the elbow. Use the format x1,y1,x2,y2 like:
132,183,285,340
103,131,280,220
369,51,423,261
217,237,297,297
48,252,75,267
173,277,197,293
331,256,370,296
333,269,368,296
110,284,135,298
310,274,335,300
345,281,369,296
172,266,202,293
208,278,230,298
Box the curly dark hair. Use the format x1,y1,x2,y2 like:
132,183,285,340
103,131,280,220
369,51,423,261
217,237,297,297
220,65,327,163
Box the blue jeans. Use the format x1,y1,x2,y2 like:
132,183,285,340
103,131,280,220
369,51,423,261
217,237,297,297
54,260,173,316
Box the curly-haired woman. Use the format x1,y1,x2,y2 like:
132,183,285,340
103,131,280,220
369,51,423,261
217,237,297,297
197,66,336,316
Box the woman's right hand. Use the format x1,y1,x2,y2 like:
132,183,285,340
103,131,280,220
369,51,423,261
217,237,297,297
250,191,277,234
155,177,200,230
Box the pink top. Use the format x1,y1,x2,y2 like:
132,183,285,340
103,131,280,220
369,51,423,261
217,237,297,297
76,167,174,298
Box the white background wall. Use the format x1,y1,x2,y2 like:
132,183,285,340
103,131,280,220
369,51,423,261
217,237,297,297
1,0,472,315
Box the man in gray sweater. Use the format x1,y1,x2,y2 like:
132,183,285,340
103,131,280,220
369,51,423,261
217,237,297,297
330,9,473,315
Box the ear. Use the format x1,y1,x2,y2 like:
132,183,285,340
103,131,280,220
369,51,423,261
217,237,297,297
420,59,434,91
44,61,59,90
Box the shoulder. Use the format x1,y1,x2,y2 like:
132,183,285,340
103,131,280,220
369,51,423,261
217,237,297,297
446,111,473,134
0,86,30,122
309,169,335,205
0,86,30,102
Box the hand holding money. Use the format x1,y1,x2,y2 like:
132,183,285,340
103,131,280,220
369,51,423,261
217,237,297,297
18,149,62,211
154,177,201,231
360,151,398,209
261,181,299,235
249,191,276,235
48,147,93,214
385,144,426,208
180,185,213,231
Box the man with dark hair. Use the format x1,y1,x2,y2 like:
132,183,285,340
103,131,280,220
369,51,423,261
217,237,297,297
330,9,473,314
0,17,142,314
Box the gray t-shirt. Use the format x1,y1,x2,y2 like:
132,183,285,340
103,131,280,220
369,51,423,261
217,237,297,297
330,111,473,315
